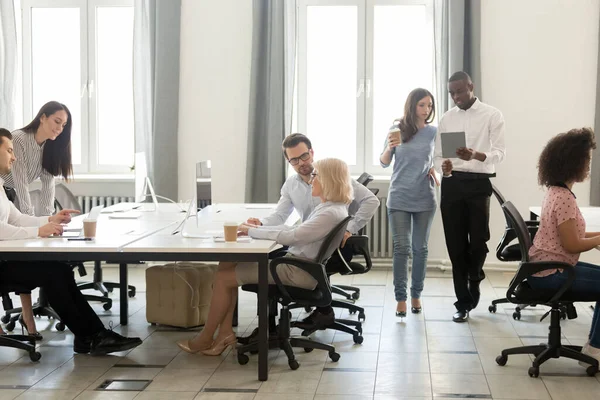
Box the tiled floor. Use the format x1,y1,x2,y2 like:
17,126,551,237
0,265,599,399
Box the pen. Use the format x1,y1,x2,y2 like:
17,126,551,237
68,237,93,241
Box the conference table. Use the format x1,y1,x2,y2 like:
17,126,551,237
0,202,292,381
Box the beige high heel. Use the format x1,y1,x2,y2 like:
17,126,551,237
201,334,237,356
176,338,214,354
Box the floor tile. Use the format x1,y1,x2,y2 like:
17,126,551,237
144,368,212,392
374,371,431,396
316,371,376,395
486,374,551,399
431,373,491,396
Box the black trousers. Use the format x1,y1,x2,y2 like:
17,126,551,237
440,174,492,312
0,261,105,337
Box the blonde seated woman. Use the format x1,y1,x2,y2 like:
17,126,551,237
177,158,353,356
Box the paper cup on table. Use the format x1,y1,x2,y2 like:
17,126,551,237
83,219,97,238
223,222,238,242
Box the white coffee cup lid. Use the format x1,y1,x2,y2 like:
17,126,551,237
223,222,238,226
83,219,97,223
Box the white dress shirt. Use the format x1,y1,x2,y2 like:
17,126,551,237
0,130,55,216
0,178,48,240
249,202,348,260
434,98,506,175
260,174,380,234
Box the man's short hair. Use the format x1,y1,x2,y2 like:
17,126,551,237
282,133,312,159
0,128,12,145
449,71,472,83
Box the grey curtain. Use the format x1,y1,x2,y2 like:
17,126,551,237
433,0,481,114
133,0,181,200
245,0,297,203
0,0,17,129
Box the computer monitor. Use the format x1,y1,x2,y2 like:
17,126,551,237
196,160,212,209
134,152,148,203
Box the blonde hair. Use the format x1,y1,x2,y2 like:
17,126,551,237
313,158,353,204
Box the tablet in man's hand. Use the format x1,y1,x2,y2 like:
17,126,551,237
441,131,467,158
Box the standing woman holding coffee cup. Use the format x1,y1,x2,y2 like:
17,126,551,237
1,101,77,339
380,88,438,318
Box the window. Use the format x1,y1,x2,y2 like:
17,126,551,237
21,0,134,174
297,0,435,175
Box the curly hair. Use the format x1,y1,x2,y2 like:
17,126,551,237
538,127,596,187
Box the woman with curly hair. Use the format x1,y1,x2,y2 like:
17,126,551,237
528,127,600,365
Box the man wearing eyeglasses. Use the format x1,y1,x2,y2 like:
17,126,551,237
246,133,380,329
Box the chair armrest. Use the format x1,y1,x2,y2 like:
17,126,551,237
269,256,331,306
509,261,575,304
525,220,540,227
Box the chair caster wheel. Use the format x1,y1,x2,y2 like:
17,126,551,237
328,351,340,362
586,365,598,376
301,330,311,337
103,302,112,311
304,307,312,313
358,312,366,321
496,355,507,366
250,350,258,355
128,290,135,298
352,292,360,300
349,309,356,315
29,351,41,362
237,353,249,365
353,335,364,344
55,322,65,331
560,311,567,320
489,305,497,313
5,321,15,332
512,312,521,321
288,359,300,370
304,347,314,353
528,366,539,377
1,315,10,323
107,287,114,293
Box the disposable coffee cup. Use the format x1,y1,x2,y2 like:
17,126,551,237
389,127,401,142
83,219,97,238
223,222,238,242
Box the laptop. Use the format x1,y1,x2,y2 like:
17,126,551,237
56,205,104,237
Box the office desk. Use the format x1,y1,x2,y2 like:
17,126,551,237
0,202,288,381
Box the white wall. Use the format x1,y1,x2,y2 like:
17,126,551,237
478,0,600,265
175,0,600,266
177,0,252,203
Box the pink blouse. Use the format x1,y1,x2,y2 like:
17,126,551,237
529,186,585,276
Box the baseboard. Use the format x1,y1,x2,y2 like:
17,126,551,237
371,257,519,272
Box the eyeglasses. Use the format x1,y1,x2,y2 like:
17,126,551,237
288,151,311,166
309,171,318,184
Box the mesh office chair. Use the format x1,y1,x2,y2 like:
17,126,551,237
237,217,352,370
0,285,41,362
495,201,599,377
487,185,550,320
2,189,67,331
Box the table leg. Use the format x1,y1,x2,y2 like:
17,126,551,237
258,254,269,381
119,263,128,325
233,293,238,327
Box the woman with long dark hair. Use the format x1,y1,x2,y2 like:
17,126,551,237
380,88,438,318
1,101,73,339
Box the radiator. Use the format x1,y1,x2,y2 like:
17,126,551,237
76,195,135,213
364,197,393,258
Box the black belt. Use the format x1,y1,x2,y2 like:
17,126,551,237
450,171,496,180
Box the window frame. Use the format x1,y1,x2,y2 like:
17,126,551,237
297,0,434,176
21,0,134,175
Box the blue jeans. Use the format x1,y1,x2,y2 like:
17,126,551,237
528,261,600,348
388,208,436,302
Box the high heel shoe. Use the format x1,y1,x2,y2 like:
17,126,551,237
396,301,407,318
411,299,422,314
201,334,237,356
176,338,214,354
18,315,42,341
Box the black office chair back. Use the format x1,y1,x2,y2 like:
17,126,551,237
492,184,511,228
501,201,531,262
54,184,82,212
357,172,374,187
315,216,353,265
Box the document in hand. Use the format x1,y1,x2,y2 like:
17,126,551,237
441,131,467,158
